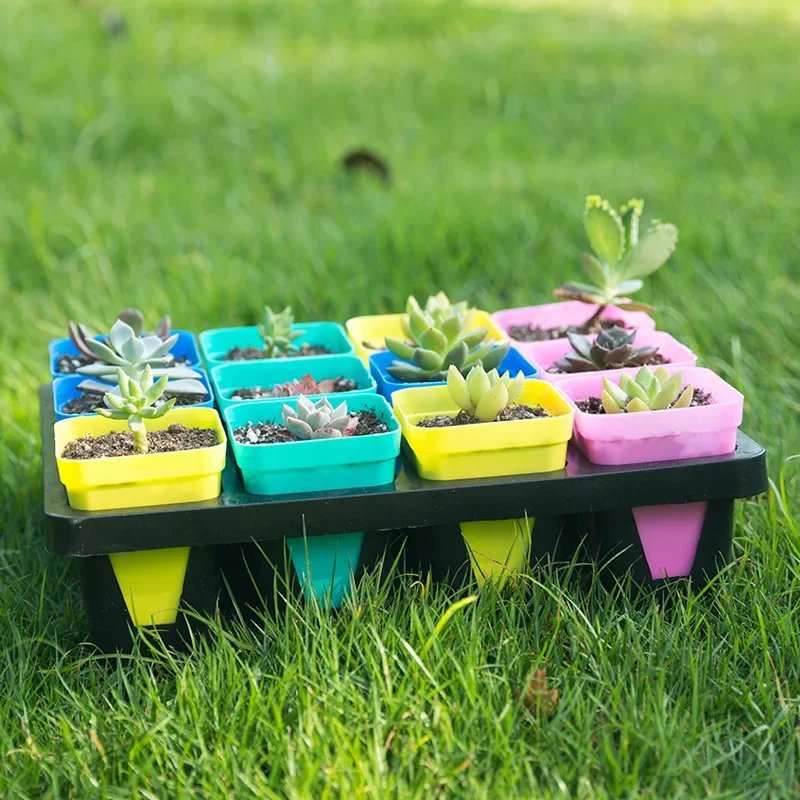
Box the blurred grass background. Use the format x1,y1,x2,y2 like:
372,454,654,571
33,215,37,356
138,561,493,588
1,0,799,796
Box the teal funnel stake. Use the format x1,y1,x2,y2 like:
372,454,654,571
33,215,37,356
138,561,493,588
287,533,364,608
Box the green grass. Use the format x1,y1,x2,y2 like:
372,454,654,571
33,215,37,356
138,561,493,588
2,0,800,796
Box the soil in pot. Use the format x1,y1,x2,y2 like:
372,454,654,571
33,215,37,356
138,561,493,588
232,411,389,445
223,344,332,361
62,389,209,415
576,388,713,415
61,424,220,459
509,317,629,343
230,375,357,401
416,404,550,428
547,351,668,375
57,354,191,375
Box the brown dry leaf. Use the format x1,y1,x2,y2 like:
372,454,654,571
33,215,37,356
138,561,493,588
519,669,559,719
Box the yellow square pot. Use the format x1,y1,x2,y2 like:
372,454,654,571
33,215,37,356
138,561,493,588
345,310,506,365
54,407,227,511
393,380,574,481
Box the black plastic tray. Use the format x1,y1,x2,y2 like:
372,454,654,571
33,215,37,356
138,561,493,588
40,386,769,557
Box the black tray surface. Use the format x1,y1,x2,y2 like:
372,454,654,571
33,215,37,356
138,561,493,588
40,386,768,557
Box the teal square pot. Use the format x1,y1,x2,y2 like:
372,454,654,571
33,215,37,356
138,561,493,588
199,322,354,371
224,394,400,496
210,355,376,414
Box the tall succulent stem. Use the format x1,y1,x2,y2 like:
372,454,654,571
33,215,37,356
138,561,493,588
133,427,148,454
581,303,608,332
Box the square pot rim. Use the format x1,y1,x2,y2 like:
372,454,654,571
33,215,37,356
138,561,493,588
52,370,214,419
528,330,696,378
392,380,574,453
223,394,400,452
558,366,743,420
210,354,376,402
55,406,228,465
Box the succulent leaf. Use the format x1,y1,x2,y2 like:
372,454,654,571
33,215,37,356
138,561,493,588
447,366,473,413
581,252,608,287
419,326,448,355
467,367,491,407
617,223,679,280
673,385,694,409
474,381,508,422
601,389,624,414
584,195,624,268
619,198,644,252
385,337,415,361
625,398,650,413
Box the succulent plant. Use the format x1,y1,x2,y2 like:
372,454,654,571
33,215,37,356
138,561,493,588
601,366,693,413
553,326,660,373
73,319,200,384
259,306,305,357
386,295,509,382
68,308,170,356
447,365,525,422
554,195,679,323
281,395,356,440
94,367,175,454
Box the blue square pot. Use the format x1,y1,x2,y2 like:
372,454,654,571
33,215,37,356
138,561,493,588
369,346,538,402
209,355,377,414
199,322,354,371
52,371,214,422
224,394,400,497
49,330,201,378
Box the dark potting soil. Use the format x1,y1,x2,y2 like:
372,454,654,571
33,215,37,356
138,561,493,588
61,424,219,459
57,354,191,374
232,411,389,445
61,390,209,415
508,317,628,343
230,377,357,401
576,387,714,415
223,344,333,361
547,352,668,375
416,404,550,429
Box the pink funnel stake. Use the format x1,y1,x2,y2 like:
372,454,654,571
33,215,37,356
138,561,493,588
633,502,708,579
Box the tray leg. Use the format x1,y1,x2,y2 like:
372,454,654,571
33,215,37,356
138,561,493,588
79,546,220,653
588,500,735,587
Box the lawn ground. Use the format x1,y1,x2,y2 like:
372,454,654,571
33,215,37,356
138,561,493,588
1,0,799,797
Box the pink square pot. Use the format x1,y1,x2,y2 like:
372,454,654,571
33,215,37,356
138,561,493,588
526,330,696,384
558,366,744,466
492,301,656,363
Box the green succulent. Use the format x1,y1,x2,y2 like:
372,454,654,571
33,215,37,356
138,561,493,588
95,366,176,454
281,395,354,439
74,318,196,380
259,306,305,357
68,308,170,356
447,365,525,422
554,195,679,315
419,291,469,323
553,326,660,373
601,366,694,413
386,295,509,382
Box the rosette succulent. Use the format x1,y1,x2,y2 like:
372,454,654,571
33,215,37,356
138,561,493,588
281,396,356,440
447,365,525,422
554,195,679,324
601,366,693,413
259,306,304,357
386,295,509,382
72,317,205,397
94,366,175,454
553,326,660,373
